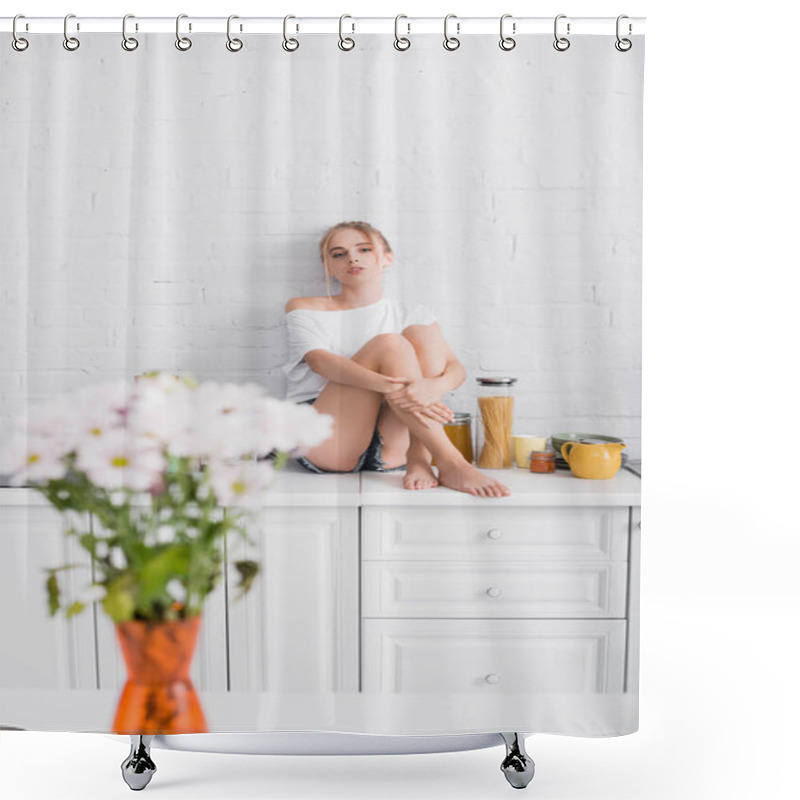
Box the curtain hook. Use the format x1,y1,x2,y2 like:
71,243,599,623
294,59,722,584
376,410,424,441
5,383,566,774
63,13,80,51
283,15,299,51
499,13,516,51
12,14,29,52
394,14,410,51
121,14,139,52
175,14,192,51
615,15,632,51
553,14,570,51
443,13,460,51
338,14,355,51
226,15,243,52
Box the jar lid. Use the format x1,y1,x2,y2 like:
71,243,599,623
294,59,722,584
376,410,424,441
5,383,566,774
529,450,555,460
476,376,517,386
447,412,472,424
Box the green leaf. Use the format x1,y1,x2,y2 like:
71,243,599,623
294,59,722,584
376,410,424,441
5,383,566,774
65,601,86,619
45,572,60,616
138,545,191,606
233,559,260,597
102,577,136,623
78,532,99,559
273,451,289,470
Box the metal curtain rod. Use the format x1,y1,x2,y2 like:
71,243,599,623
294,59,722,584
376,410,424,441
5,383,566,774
0,16,646,36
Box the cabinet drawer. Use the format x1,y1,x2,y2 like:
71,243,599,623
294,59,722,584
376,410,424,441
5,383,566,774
362,561,627,618
362,619,626,693
361,506,629,561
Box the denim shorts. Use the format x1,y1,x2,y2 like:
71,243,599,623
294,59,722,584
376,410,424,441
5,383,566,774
294,398,406,475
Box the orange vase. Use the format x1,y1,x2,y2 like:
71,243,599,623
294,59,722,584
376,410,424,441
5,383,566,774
112,615,208,735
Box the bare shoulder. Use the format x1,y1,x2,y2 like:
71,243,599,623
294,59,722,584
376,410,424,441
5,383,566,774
284,296,330,313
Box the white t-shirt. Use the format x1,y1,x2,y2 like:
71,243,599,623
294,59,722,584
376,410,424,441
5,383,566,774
282,297,437,403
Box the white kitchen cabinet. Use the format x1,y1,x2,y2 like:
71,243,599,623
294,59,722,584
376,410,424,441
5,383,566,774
224,473,362,694
362,619,627,693
0,493,96,690
361,505,630,561
359,470,640,696
362,560,628,618
0,468,640,719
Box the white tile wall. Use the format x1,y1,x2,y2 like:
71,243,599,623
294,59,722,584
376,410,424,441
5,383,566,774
0,33,642,457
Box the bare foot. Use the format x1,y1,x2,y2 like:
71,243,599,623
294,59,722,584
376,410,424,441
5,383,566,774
435,460,512,498
403,459,440,490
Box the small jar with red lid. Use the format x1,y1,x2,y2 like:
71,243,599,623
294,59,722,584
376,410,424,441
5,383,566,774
529,451,556,474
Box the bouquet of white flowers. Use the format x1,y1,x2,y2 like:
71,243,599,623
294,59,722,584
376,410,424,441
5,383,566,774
1,371,332,623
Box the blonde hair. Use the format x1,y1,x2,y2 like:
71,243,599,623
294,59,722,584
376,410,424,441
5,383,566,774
318,221,393,298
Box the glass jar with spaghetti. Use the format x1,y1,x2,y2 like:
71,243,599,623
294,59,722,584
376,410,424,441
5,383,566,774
475,377,517,469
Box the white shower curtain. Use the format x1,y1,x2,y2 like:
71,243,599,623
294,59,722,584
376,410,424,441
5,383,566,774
1,28,643,736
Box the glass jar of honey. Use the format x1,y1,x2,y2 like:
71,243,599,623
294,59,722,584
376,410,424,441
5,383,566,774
442,411,474,463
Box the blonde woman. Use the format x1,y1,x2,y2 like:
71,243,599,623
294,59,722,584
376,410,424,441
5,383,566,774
283,221,510,498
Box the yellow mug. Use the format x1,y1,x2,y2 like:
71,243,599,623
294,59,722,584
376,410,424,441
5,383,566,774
560,441,626,479
512,435,548,468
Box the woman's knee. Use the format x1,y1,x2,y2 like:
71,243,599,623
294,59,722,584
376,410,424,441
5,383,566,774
402,325,441,352
401,326,446,374
368,332,416,353
356,333,417,365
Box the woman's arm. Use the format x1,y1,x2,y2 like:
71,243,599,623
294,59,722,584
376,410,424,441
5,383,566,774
304,349,397,395
384,353,464,411
430,345,467,395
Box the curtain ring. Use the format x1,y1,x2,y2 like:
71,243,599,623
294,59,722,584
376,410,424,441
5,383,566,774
394,14,410,51
226,15,243,52
283,15,299,51
121,14,139,51
338,14,355,51
615,15,632,51
553,14,570,51
12,15,29,52
175,14,192,51
63,13,80,51
499,13,516,51
443,14,460,51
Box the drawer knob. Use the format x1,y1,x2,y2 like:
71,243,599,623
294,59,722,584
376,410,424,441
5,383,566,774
484,673,501,685
486,528,503,540
486,586,503,599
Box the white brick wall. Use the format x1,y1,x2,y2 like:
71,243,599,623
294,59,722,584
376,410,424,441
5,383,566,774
1,33,642,457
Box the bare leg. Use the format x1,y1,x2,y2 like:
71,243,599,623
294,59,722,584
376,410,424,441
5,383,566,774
304,333,509,497
301,333,439,472
390,325,447,489
301,381,383,473
359,335,509,498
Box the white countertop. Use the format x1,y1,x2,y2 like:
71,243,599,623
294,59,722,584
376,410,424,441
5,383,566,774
359,466,640,507
0,463,640,508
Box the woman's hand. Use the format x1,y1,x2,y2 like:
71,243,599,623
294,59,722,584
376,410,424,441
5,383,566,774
383,377,454,426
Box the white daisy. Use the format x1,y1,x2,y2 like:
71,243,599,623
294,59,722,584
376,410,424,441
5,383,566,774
1,431,67,486
71,379,131,439
75,428,166,492
127,377,195,451
256,400,333,454
205,459,276,510
175,382,264,460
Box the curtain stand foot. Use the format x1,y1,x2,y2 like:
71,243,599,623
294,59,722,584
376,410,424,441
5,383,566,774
121,735,157,791
500,732,535,789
